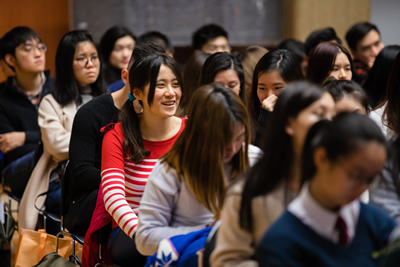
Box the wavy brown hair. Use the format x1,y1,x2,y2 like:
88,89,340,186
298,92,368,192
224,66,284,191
163,84,250,218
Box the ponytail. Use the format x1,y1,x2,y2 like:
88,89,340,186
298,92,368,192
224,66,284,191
119,99,150,163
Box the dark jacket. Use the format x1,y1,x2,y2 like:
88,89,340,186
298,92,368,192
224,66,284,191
0,71,53,164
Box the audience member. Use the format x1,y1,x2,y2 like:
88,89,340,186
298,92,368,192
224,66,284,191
363,45,400,109
346,22,384,85
249,50,304,146
307,42,352,85
100,25,136,87
18,30,106,231
278,38,306,75
200,52,246,104
211,82,335,266
138,31,174,58
84,53,183,266
192,24,230,54
67,42,164,239
0,26,53,198
256,112,395,266
136,84,262,256
324,79,369,115
237,45,268,96
369,52,400,139
179,51,210,117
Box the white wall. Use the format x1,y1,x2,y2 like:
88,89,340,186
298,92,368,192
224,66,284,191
371,0,400,45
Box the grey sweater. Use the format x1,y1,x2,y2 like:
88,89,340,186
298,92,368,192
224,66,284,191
136,145,263,256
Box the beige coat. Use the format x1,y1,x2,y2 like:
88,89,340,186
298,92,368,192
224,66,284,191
211,181,295,267
18,94,77,230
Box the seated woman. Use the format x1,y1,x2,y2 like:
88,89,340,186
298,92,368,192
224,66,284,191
135,84,263,256
211,82,335,267
100,25,136,89
363,46,400,109
324,79,369,115
307,41,353,85
18,30,106,231
84,53,184,267
248,49,304,146
256,112,396,266
200,52,247,105
369,52,400,139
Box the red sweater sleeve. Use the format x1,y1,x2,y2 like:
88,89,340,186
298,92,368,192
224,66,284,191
101,123,138,238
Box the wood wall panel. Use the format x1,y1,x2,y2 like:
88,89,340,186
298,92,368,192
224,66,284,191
0,0,70,83
283,0,370,47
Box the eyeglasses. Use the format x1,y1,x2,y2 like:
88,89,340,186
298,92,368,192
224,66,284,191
23,43,47,54
74,55,100,68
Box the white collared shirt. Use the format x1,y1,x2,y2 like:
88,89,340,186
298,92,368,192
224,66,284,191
288,184,360,245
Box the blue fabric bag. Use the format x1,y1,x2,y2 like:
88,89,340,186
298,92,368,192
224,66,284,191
145,227,211,267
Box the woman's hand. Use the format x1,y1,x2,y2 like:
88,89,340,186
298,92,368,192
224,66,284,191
261,94,278,111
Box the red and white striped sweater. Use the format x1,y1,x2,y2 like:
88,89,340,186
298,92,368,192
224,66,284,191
101,118,185,238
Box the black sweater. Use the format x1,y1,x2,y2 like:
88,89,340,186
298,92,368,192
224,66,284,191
68,93,119,198
0,71,53,164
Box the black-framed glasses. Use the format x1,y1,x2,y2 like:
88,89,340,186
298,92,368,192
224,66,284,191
75,55,100,68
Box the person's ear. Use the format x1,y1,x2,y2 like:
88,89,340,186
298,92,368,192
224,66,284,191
121,69,129,85
285,118,295,136
314,147,329,169
4,54,16,68
132,88,143,101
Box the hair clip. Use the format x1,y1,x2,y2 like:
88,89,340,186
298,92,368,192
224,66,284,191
128,93,136,102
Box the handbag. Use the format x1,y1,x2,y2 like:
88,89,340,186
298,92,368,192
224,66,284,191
33,252,80,267
15,228,83,267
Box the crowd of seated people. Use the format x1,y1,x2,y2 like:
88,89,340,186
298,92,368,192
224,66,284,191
2,20,400,267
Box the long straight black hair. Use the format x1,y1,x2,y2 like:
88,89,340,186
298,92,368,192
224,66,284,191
52,30,106,106
301,112,386,184
240,81,327,231
364,46,400,109
249,49,304,135
120,53,183,163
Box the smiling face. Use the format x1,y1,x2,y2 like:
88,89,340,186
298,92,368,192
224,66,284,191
214,69,241,95
73,41,100,88
353,30,384,69
329,52,352,81
311,141,386,209
137,64,182,118
223,122,245,163
109,35,135,70
9,38,46,74
257,70,287,103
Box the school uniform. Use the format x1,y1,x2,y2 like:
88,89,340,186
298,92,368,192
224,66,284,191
256,185,397,267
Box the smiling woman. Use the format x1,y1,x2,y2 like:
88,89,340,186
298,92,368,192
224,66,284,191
85,53,186,266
